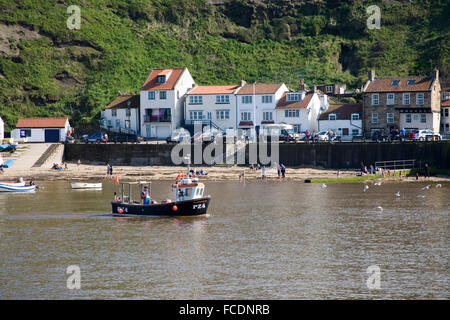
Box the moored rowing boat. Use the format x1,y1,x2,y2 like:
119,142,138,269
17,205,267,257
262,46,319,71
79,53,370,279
70,182,103,189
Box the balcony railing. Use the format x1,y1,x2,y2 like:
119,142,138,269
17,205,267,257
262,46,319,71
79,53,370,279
144,115,171,122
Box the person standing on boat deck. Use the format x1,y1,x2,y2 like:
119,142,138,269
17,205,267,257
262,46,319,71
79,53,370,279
141,186,150,205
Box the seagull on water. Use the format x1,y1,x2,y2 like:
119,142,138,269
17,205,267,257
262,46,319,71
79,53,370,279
374,182,382,186
363,185,369,192
376,206,383,213
422,185,431,190
436,184,442,188
417,195,426,198
395,191,400,197
321,183,327,188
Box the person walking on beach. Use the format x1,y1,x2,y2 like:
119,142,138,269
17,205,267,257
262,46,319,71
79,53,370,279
277,164,281,179
281,164,286,178
424,163,430,178
261,166,266,180
109,164,113,177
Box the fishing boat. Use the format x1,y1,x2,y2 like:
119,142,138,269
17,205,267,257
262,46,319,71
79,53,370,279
0,184,36,192
70,182,103,189
0,181,26,187
111,177,210,217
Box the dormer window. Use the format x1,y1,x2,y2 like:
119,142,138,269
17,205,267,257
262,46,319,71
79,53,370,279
157,75,166,84
391,80,400,86
328,114,336,121
286,93,304,102
407,80,416,85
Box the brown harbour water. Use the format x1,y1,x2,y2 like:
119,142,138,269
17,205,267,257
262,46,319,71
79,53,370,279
0,180,448,299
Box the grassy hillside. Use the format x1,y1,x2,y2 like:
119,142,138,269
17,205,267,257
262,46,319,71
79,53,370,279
0,0,448,132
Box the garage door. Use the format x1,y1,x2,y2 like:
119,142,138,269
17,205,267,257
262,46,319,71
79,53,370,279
45,129,60,142
156,126,171,139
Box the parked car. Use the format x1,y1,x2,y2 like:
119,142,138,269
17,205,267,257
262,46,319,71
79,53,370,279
413,129,442,141
314,131,329,141
86,132,108,143
192,128,223,143
167,128,191,143
112,134,142,143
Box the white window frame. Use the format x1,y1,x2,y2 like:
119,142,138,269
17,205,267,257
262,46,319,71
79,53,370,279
328,114,336,121
159,91,167,100
351,113,359,121
126,109,131,117
406,114,411,123
352,129,359,136
326,86,333,93
148,91,155,100
216,95,230,104
190,110,203,120
241,112,251,121
285,109,299,118
371,112,378,123
386,113,394,124
242,96,252,104
263,111,273,121
262,95,272,103
403,93,410,105
111,109,117,117
189,95,203,105
216,109,230,120
420,113,426,123
372,94,379,105
387,93,395,105
416,93,424,105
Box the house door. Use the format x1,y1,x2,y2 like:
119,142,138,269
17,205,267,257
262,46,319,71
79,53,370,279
342,128,349,136
146,125,151,138
150,125,157,137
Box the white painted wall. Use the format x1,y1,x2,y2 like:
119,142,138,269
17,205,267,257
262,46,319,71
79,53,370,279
10,119,70,142
185,94,236,130
140,69,195,138
236,84,288,128
0,116,4,141
318,119,363,136
275,93,322,132
399,113,434,132
101,108,139,133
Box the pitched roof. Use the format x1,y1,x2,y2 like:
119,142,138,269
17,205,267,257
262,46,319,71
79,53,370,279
318,103,362,120
16,117,68,128
141,68,185,91
239,121,254,126
275,92,313,109
187,85,239,95
365,76,433,93
236,83,284,95
105,94,139,109
442,100,450,107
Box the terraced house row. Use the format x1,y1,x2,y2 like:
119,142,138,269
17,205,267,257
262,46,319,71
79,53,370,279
100,67,444,139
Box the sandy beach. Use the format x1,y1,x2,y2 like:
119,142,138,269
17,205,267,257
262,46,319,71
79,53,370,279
2,162,449,183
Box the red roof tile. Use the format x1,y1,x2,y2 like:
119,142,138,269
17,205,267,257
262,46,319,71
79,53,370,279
442,100,450,107
276,92,313,109
16,117,68,128
318,103,362,120
236,83,284,95
141,68,185,91
365,76,433,92
188,85,239,95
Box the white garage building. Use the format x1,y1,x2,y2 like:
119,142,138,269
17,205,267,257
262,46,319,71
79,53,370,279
11,117,71,142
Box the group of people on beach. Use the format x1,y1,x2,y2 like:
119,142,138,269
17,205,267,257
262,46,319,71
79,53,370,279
246,162,286,180
52,162,68,170
188,169,208,177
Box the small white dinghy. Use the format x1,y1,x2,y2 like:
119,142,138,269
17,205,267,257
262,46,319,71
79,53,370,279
0,181,26,187
70,182,103,189
0,184,36,192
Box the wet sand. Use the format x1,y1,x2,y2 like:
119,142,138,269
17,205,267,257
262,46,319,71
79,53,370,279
2,163,449,183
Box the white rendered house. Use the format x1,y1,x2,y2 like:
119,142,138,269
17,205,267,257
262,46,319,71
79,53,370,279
235,83,289,132
275,89,323,133
318,103,363,137
140,68,195,139
100,94,140,134
185,83,244,131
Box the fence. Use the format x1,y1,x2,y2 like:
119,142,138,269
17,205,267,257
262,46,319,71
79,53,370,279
375,159,416,170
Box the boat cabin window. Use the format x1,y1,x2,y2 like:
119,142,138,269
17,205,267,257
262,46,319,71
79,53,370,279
184,188,192,197
196,187,203,197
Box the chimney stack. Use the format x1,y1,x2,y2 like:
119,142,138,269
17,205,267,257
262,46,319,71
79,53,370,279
433,68,439,80
299,79,305,91
369,68,375,82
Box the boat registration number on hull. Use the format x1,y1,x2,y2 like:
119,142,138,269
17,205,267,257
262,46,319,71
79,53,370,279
193,203,206,209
